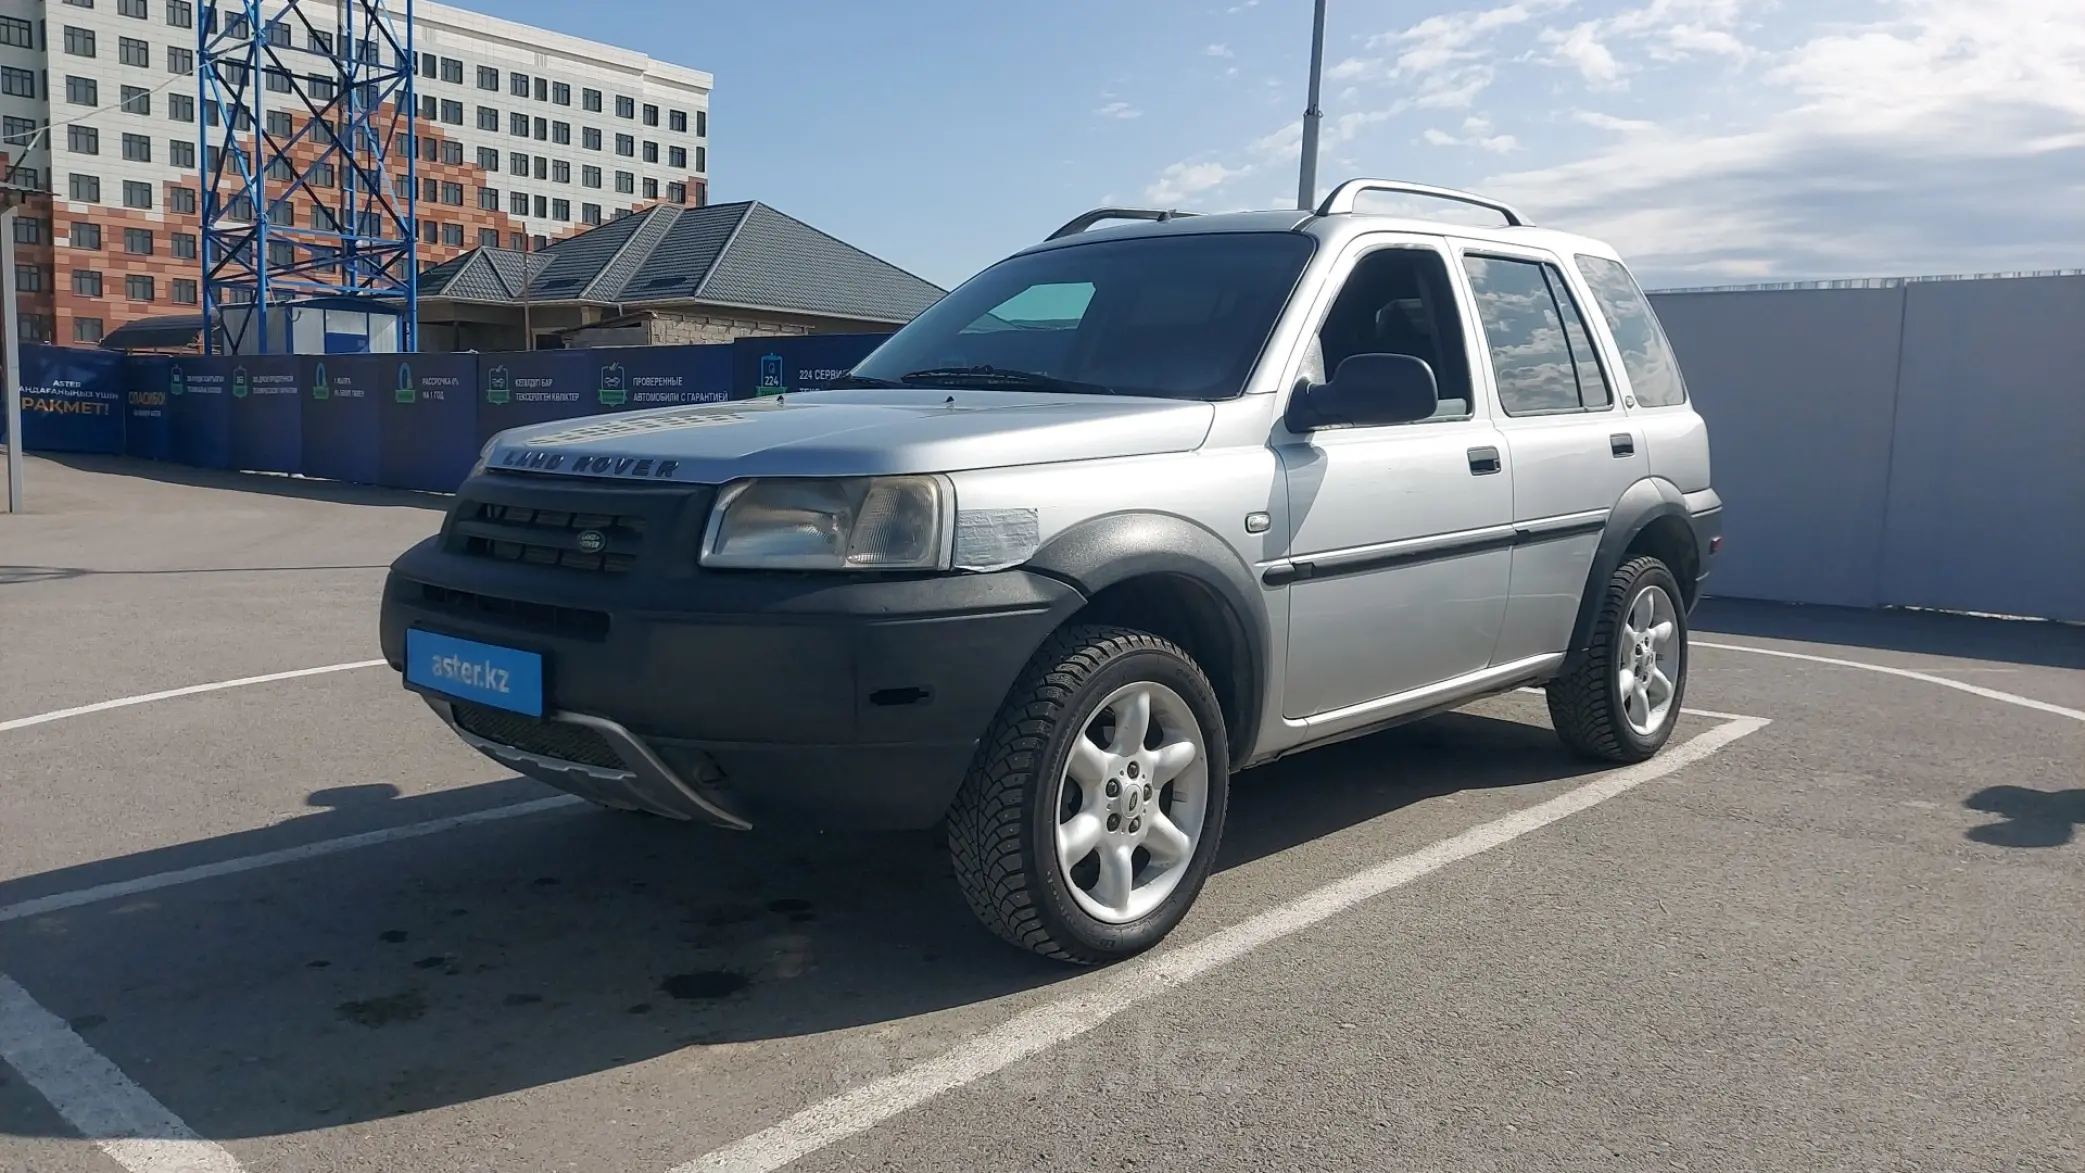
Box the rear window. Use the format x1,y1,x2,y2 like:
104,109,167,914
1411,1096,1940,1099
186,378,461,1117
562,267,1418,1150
1574,255,1689,407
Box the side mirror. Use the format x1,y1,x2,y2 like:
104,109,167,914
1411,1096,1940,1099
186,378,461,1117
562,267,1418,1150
1286,353,1440,431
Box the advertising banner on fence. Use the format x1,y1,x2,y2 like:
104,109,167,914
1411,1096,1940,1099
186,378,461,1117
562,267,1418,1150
730,333,892,398
11,345,126,454
227,355,303,474
124,356,173,462
476,350,597,444
375,353,479,492
300,354,381,485
167,357,232,470
604,345,734,408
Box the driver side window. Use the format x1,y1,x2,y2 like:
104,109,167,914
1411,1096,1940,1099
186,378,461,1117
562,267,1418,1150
1305,246,1474,421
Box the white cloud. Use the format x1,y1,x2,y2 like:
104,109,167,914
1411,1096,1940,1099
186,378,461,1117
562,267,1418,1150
1424,115,1523,153
1543,21,1626,87
1205,43,1234,58
1226,0,1259,11
1145,161,1248,205
1094,101,1142,120
1574,110,1658,132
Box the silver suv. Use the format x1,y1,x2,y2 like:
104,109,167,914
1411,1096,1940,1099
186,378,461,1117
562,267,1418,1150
380,179,1723,965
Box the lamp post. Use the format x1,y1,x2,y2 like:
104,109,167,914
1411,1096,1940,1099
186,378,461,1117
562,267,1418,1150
1296,0,1329,212
2,201,22,513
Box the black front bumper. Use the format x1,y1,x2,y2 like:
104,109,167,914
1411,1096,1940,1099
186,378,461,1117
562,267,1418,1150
380,472,1084,830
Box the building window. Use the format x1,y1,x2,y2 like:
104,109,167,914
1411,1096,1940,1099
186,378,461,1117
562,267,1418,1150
170,139,194,166
582,203,601,225
582,88,602,112
509,71,528,97
172,232,196,258
118,0,148,14
644,141,660,164
533,194,547,218
169,186,195,212
120,36,149,66
167,46,192,73
582,165,601,188
614,170,633,194
441,139,463,165
64,26,96,57
169,93,193,121
669,109,687,133
15,264,46,291
272,201,296,227
418,94,436,120
533,76,546,102
310,161,333,186
122,133,151,161
418,52,435,79
477,227,499,247
476,147,498,171
74,318,105,344
419,134,438,162
0,16,31,47
265,67,292,93
309,28,331,54
508,191,527,215
509,151,528,174
552,198,569,221
264,20,288,47
552,159,570,183
476,65,498,90
1,68,36,98
533,116,547,141
643,103,659,127
552,82,570,106
6,167,38,190
71,222,101,249
419,221,438,244
643,177,658,199
440,57,462,84
127,275,155,300
68,125,99,154
124,228,154,254
420,176,438,201
552,121,570,146
123,180,152,208
72,270,103,296
267,240,293,265
532,155,547,180
477,105,498,131
67,77,98,106
477,187,498,210
508,232,525,250
615,133,634,157
266,109,292,136
583,127,601,151
442,222,463,246
172,279,197,303
614,95,635,119
666,181,686,205
440,99,463,125
440,181,463,205
166,0,192,27
509,111,527,137
14,217,48,245
20,315,52,343
3,116,34,142
697,110,706,136
669,146,686,168
695,145,706,172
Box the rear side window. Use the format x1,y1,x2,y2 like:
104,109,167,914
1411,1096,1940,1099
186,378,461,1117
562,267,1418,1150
1574,254,1689,407
1462,255,1612,415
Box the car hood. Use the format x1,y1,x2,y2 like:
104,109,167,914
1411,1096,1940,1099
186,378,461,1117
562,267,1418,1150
482,387,1217,483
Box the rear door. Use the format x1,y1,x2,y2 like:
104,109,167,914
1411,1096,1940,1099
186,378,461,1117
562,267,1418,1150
1453,245,1651,666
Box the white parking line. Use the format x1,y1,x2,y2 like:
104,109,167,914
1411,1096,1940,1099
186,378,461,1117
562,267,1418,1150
1510,686,1754,722
1695,640,2085,724
0,974,246,1173
674,714,1770,1173
0,795,584,925
0,660,387,735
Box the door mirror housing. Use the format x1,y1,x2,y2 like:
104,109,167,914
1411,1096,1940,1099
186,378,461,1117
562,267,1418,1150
1286,353,1440,431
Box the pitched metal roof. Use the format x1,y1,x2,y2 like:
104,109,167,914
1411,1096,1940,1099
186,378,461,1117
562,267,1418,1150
419,201,946,323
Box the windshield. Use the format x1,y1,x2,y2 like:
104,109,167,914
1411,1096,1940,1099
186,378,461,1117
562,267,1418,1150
850,232,1317,401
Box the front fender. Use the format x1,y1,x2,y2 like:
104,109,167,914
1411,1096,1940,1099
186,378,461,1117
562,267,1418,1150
1567,478,1702,656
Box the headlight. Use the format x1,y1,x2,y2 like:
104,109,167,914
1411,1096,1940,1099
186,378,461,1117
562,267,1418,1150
469,437,499,477
701,476,952,570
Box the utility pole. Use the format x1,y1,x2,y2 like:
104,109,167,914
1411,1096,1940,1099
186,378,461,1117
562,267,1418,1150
1297,0,1329,212
2,202,22,513
520,232,533,351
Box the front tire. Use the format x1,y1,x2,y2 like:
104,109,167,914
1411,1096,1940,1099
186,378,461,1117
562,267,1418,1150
947,625,1231,965
1547,556,1689,763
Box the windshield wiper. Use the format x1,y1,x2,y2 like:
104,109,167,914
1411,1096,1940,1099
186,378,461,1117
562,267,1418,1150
822,373,903,389
899,366,1118,397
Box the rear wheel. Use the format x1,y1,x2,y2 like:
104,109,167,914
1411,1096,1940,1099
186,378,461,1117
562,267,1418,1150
947,626,1230,965
1547,556,1688,763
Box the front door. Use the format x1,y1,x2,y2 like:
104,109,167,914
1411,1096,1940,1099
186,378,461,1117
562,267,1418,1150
1278,237,1516,719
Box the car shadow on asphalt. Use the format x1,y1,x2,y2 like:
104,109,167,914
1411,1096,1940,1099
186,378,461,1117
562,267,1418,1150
0,708,1603,1143
36,453,452,511
1692,597,2085,671
1963,786,2085,848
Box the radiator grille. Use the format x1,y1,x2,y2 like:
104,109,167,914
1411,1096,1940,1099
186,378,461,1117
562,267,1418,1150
452,702,625,771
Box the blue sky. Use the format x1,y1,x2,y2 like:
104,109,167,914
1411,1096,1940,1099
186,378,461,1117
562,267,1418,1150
469,0,2085,292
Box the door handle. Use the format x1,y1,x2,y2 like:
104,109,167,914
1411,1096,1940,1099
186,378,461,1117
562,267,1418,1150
1467,446,1502,476
1610,432,1636,458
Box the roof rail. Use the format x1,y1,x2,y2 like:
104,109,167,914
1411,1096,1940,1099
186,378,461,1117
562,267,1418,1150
1046,207,1198,242
1315,179,1529,227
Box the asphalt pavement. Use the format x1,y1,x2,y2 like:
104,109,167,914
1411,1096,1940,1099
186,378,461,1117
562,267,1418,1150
2,453,2080,1173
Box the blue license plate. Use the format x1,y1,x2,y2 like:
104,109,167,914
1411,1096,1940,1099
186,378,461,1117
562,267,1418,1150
405,629,545,717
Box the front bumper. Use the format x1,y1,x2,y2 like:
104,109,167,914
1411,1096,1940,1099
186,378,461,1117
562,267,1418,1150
379,472,1084,830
